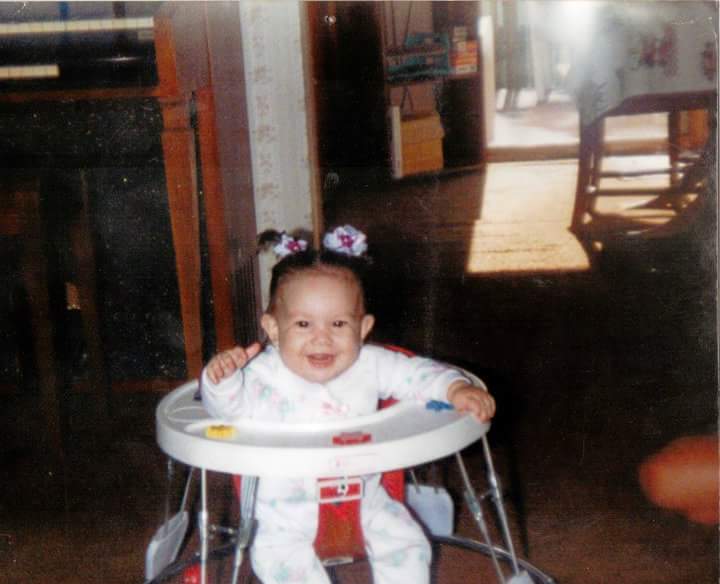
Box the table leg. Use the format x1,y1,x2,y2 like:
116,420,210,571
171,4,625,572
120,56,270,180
195,86,236,352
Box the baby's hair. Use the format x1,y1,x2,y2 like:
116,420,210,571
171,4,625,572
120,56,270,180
258,229,371,313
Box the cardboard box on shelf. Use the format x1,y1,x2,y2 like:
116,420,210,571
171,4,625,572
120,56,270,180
389,107,445,179
451,53,478,65
451,40,477,58
402,138,444,177
401,112,445,143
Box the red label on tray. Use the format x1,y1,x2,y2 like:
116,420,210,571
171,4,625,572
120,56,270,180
332,432,372,445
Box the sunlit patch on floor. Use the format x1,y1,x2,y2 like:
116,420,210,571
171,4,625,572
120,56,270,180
466,221,590,274
464,156,691,275
465,161,590,274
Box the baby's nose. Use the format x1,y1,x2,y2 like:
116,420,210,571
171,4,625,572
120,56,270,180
313,326,332,344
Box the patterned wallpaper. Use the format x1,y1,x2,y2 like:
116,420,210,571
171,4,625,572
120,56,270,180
239,1,314,307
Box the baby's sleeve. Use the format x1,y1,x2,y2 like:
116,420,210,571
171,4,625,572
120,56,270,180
372,347,473,404
200,367,247,421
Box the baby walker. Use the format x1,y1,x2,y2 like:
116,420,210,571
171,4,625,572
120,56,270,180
146,374,555,584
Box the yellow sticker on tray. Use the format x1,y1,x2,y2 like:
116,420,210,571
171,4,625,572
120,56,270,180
205,424,236,439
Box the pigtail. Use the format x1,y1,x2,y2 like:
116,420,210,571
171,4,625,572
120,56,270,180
258,229,309,258
259,225,371,312
257,229,284,253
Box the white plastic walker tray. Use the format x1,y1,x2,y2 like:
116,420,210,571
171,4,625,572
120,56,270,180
156,381,489,478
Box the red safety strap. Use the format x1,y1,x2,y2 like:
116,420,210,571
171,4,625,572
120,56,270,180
313,483,366,561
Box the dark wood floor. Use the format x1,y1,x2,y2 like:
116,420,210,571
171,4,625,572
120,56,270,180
323,163,717,584
1,161,716,583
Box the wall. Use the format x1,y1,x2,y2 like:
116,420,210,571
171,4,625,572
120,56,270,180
239,1,314,309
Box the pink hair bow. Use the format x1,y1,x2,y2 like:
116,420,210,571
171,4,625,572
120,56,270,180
273,233,308,258
323,225,368,257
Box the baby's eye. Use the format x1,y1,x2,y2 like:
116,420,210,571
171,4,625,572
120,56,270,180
332,320,347,328
295,320,310,328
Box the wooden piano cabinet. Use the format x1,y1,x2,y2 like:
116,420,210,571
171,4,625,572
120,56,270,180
159,97,203,378
0,4,256,387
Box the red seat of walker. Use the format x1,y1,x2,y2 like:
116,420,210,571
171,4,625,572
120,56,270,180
232,345,413,563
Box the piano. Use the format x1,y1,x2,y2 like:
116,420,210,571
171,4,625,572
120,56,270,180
0,2,248,405
0,16,157,88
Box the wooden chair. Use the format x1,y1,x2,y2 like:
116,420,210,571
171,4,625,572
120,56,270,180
570,92,716,245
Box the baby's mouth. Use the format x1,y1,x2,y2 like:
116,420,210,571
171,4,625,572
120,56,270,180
307,353,335,368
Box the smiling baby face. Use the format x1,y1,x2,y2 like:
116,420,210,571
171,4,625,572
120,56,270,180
261,268,374,384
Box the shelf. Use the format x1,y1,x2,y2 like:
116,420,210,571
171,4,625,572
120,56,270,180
386,75,444,87
386,71,479,87
379,1,485,176
385,44,447,58
447,72,479,81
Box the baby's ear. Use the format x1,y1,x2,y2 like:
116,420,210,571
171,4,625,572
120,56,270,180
360,314,375,341
261,313,279,345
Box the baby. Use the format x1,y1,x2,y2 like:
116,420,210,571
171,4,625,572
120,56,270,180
201,226,495,584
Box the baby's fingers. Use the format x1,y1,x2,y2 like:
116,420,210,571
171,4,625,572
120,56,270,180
245,342,262,361
207,344,262,384
207,350,242,383
206,358,226,384
477,393,496,421
464,392,496,422
226,343,262,369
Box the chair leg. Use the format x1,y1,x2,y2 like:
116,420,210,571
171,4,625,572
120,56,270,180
668,110,682,187
589,119,605,191
571,120,601,231
18,183,64,464
69,171,110,439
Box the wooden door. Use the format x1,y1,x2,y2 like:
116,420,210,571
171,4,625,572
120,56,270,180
304,2,386,189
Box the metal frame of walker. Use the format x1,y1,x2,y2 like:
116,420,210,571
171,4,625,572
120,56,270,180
147,435,555,584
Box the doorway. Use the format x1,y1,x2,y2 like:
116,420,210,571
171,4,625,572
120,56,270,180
482,0,668,158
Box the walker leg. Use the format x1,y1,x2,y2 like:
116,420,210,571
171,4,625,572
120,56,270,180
455,453,507,583
231,476,258,584
199,469,209,584
481,436,522,576
163,458,174,534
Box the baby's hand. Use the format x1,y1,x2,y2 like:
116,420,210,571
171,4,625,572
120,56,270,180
446,380,496,422
206,343,262,384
